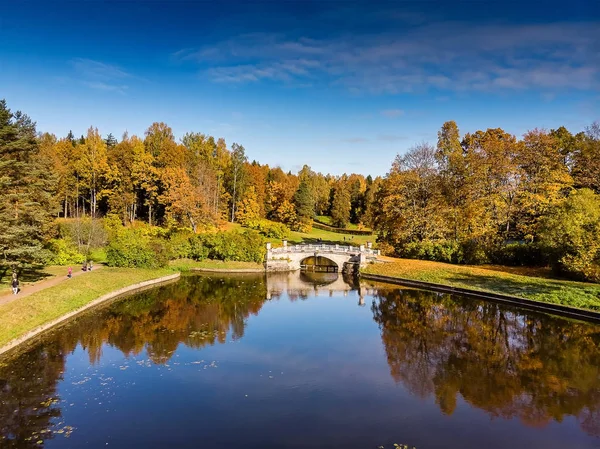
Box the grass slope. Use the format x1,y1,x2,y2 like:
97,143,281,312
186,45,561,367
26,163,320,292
363,258,600,311
315,215,372,231
227,222,377,247
0,267,172,347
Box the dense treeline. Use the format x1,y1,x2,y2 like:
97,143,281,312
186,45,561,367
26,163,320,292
373,121,600,281
1,98,599,280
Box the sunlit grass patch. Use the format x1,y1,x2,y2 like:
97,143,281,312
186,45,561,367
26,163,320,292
363,258,600,311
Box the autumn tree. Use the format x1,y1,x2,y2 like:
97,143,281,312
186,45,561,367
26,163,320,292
159,167,215,232
539,189,600,282
78,127,109,217
331,176,351,228
374,143,444,250
236,186,261,226
572,122,600,193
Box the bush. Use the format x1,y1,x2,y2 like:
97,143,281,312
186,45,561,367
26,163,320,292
400,240,464,264
490,242,547,267
106,227,168,268
168,231,194,259
46,238,85,265
245,219,290,239
197,230,266,263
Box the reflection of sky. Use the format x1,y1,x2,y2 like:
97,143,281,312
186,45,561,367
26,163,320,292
48,286,599,449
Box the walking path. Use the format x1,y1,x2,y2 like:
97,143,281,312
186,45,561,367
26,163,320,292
0,265,104,306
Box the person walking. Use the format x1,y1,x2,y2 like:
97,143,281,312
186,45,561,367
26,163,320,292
11,276,19,295
89,261,93,271
68,266,72,279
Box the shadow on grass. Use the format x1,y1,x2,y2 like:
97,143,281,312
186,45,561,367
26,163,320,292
0,265,53,287
443,271,600,310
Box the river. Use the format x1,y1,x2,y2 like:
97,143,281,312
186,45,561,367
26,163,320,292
1,272,599,449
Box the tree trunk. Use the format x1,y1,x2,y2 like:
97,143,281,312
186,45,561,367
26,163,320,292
231,171,237,222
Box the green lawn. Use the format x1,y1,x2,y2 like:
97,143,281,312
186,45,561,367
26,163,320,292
315,215,371,231
362,258,600,311
0,267,173,348
170,259,264,271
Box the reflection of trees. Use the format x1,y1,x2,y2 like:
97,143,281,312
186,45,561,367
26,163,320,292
56,275,268,364
0,345,66,447
0,275,268,445
372,289,600,435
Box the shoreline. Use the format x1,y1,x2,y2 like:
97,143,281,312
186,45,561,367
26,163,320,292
190,267,266,273
360,272,600,323
0,272,181,359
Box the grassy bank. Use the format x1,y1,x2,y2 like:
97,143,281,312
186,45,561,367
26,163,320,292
0,267,172,348
362,258,600,311
170,259,264,271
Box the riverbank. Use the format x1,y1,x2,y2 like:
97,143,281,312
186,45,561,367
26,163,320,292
170,259,265,272
0,267,177,354
362,258,600,311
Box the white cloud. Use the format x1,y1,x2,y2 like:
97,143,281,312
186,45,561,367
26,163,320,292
173,21,600,94
70,58,136,93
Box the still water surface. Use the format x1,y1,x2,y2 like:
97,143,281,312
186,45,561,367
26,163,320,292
1,272,599,449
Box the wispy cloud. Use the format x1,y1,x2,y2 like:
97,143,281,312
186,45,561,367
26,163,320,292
70,58,135,93
377,134,407,142
174,22,600,94
341,137,369,143
82,81,128,94
381,109,404,118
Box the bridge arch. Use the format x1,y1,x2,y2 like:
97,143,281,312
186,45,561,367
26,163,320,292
300,255,339,272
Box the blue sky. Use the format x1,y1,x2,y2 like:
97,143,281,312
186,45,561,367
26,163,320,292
1,0,599,175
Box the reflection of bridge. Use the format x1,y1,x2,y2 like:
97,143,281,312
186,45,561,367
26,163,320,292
265,271,378,306
265,242,380,272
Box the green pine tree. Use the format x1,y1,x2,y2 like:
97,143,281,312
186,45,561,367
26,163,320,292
294,180,314,219
104,133,118,149
0,99,57,268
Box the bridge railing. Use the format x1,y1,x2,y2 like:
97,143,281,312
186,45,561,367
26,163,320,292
269,244,379,256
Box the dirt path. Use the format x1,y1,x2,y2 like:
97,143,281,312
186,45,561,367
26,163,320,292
0,265,104,306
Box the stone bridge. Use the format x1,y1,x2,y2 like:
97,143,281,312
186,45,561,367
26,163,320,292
265,242,380,272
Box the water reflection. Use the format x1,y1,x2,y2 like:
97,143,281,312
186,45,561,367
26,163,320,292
372,288,600,436
0,272,599,448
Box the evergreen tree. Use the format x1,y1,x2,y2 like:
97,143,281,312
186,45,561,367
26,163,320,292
104,133,118,149
294,180,314,219
67,130,75,146
0,99,57,267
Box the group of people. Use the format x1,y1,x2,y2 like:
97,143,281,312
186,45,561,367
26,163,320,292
8,261,94,296
67,261,93,279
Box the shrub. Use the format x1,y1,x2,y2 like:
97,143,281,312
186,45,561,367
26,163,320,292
197,230,266,263
490,242,547,267
168,231,194,259
400,240,464,264
189,235,209,261
106,227,168,268
245,219,290,239
291,218,312,233
46,238,85,265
